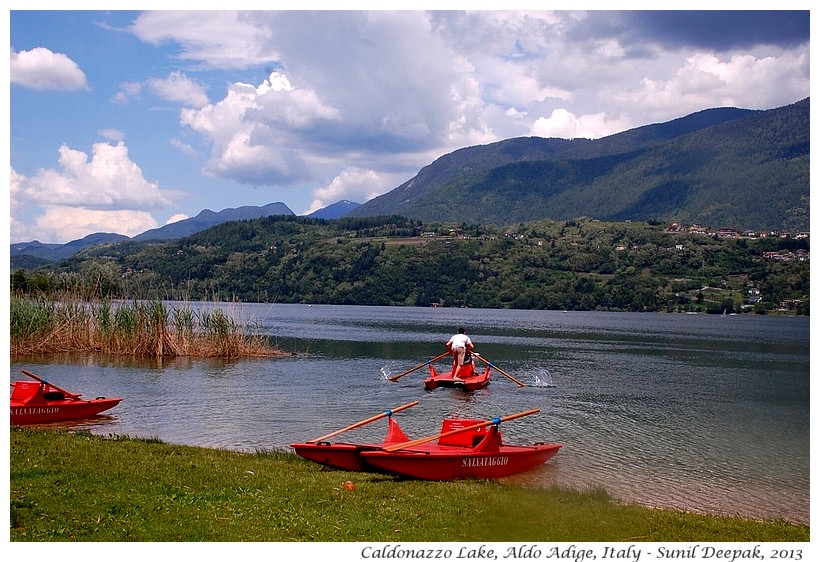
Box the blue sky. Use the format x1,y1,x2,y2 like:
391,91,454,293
7,6,811,244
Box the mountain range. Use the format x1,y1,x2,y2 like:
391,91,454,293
10,98,808,267
347,98,809,230
133,202,295,242
10,201,360,266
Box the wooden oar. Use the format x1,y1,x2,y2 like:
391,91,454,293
20,370,81,399
388,352,450,382
383,408,540,452
307,401,420,443
474,354,527,387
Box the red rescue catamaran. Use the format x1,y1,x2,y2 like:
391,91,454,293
10,370,122,425
291,406,560,480
388,352,528,390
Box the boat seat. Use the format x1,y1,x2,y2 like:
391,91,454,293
439,419,491,447
10,381,41,401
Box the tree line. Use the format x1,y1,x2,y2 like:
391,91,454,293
11,215,810,315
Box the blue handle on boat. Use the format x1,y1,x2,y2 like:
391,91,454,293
492,417,501,425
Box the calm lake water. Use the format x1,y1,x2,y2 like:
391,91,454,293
11,304,810,524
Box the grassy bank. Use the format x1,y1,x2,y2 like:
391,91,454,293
10,427,808,542
10,296,283,358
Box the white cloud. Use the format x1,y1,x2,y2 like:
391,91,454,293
616,51,811,119
304,167,402,214
16,142,171,209
170,138,197,157
113,81,142,104
148,71,210,108
251,72,340,128
272,11,469,146
31,207,159,242
10,47,88,91
130,11,279,69
11,143,173,242
10,166,25,213
530,108,630,140
99,129,126,142
180,71,341,185
113,73,209,107
159,11,490,196
166,213,189,224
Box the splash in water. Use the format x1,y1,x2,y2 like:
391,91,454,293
531,368,556,388
380,366,392,381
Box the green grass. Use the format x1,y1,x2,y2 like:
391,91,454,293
10,427,808,542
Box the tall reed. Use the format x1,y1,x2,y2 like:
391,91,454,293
10,296,282,358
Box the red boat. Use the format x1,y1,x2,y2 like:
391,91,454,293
424,360,492,391
293,407,560,481
361,412,561,481
10,370,122,425
291,401,419,471
389,352,528,389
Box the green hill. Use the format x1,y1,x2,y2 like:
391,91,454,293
349,99,808,232
19,215,809,314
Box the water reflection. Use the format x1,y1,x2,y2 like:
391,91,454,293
20,414,121,433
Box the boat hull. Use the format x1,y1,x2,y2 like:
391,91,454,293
10,378,122,425
291,442,382,472
424,363,491,391
291,416,412,471
361,443,561,480
10,397,123,425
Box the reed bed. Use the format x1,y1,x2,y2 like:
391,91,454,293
10,296,283,358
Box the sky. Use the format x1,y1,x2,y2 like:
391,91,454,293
6,5,812,244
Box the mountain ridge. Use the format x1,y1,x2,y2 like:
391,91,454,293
347,100,807,230
306,200,361,219
133,202,295,242
11,203,296,264
10,199,363,265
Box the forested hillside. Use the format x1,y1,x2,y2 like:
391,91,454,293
14,215,809,315
350,99,809,232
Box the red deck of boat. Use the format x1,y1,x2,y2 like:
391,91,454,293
423,361,491,391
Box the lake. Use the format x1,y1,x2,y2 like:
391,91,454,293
10,304,810,525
